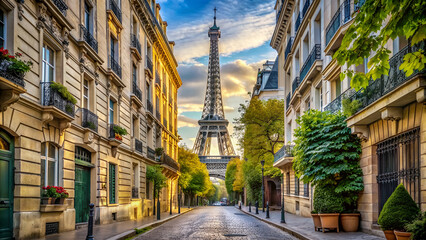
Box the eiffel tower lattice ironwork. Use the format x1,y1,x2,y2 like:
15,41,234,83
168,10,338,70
192,8,238,180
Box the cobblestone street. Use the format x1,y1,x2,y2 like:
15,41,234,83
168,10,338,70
136,207,297,240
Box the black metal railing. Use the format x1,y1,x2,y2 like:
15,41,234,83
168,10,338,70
80,25,98,53
291,77,300,95
135,139,143,153
295,12,302,33
147,100,153,113
109,0,122,23
132,82,142,101
156,110,161,120
147,147,156,161
41,82,75,118
155,71,161,85
286,92,291,111
325,0,351,46
109,55,122,78
0,64,25,87
300,44,321,82
82,108,98,132
132,186,139,198
146,56,153,73
274,145,295,162
324,88,355,113
131,34,141,55
52,0,68,15
161,153,180,171
302,0,311,17
285,37,294,60
109,124,118,139
347,41,425,116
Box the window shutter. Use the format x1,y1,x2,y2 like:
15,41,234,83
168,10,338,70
109,163,116,204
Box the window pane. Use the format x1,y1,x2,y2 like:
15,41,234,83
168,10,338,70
48,160,55,186
48,143,56,158
41,142,46,156
41,159,46,187
48,65,54,82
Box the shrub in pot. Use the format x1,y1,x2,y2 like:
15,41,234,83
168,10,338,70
405,212,426,240
314,184,344,233
377,184,419,240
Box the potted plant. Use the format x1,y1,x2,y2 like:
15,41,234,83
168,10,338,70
50,82,77,105
113,125,128,141
155,147,164,157
0,48,32,79
378,184,419,240
405,212,426,240
340,190,362,232
311,210,322,232
42,186,69,204
314,184,344,233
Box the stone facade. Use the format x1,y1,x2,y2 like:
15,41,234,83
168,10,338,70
0,0,181,239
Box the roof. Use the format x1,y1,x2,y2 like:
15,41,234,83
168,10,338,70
264,57,279,89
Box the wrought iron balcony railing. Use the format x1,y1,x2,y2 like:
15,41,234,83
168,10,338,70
285,37,294,60
147,99,153,113
286,92,291,111
302,0,311,17
109,55,122,78
325,0,351,46
0,66,25,88
295,12,302,33
52,0,68,15
324,88,356,114
346,41,426,116
131,34,141,55
109,0,122,23
300,44,321,82
156,110,161,120
109,124,118,139
81,108,98,132
274,145,295,162
155,71,161,85
132,186,139,198
132,82,142,101
135,138,143,153
292,77,300,95
146,56,153,73
161,153,180,171
147,146,156,161
41,82,75,118
80,25,98,53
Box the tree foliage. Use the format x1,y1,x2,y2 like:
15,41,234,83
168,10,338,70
335,0,426,91
146,165,167,198
225,158,244,200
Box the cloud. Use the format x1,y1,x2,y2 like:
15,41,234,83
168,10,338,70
177,115,198,128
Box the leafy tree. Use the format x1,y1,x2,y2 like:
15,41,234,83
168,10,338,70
335,0,426,91
293,110,364,210
225,158,244,202
146,165,167,215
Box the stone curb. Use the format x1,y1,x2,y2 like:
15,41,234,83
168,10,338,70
107,208,195,240
235,206,311,240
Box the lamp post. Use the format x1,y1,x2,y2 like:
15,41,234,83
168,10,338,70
260,159,265,212
281,174,285,223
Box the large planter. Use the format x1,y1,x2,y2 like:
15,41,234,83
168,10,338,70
341,213,360,232
383,230,396,240
311,213,322,231
319,213,340,232
394,231,411,240
41,197,56,204
55,198,66,204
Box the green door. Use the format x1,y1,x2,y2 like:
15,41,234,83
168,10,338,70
75,165,90,223
0,131,13,240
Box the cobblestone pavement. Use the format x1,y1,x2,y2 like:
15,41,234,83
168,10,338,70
136,206,297,240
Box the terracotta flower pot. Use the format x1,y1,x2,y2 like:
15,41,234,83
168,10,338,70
55,198,65,205
319,213,340,232
394,231,411,240
383,230,396,240
41,197,56,204
311,213,322,231
341,213,360,232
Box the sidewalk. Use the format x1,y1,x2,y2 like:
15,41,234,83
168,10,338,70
39,207,192,240
237,206,385,240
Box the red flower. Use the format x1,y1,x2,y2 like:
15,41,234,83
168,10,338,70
8,55,15,59
16,52,22,57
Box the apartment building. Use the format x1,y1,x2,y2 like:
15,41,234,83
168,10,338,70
272,0,425,236
0,0,181,238
251,59,284,100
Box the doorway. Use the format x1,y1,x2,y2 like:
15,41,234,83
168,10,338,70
0,130,14,239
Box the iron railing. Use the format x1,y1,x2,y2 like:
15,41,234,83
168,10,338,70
41,82,75,118
285,37,294,60
0,63,25,87
132,82,142,101
131,34,141,55
300,44,321,82
291,77,300,95
156,110,161,120
109,124,117,139
286,92,291,111
323,88,356,113
52,0,68,15
132,186,139,198
146,56,153,73
147,100,153,113
80,25,98,53
274,145,295,162
81,108,98,132
295,12,302,33
302,0,311,17
325,0,351,46
346,41,425,116
161,153,180,171
109,0,122,23
109,55,122,78
135,138,143,153
147,147,156,161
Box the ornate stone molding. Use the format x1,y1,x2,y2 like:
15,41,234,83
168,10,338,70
381,107,402,121
351,125,369,142
0,90,21,112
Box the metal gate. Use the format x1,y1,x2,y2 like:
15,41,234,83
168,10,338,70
376,127,420,212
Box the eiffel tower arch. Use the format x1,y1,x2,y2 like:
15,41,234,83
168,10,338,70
193,9,238,179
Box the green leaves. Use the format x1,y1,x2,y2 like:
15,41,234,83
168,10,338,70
146,165,167,198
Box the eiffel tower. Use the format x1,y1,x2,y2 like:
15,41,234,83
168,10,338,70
192,8,238,180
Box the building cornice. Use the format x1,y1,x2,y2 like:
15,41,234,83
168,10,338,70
270,0,295,51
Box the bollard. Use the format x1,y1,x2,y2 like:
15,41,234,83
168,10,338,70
239,201,241,210
157,198,161,220
266,201,270,219
249,201,251,212
178,194,181,214
280,202,285,223
86,203,94,240
255,201,259,214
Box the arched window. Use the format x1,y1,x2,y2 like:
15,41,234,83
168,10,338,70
41,142,59,187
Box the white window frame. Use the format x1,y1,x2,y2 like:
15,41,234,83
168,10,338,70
41,142,59,187
42,44,55,83
109,99,114,124
0,8,6,49
83,79,89,109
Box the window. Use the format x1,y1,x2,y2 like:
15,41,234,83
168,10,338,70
83,80,89,109
146,82,151,102
84,2,92,33
132,64,137,85
304,183,309,197
294,176,300,195
319,86,323,110
132,163,138,198
75,146,91,163
0,9,5,48
110,35,118,60
132,116,138,138
41,142,59,187
335,79,341,97
286,172,290,194
109,163,116,204
109,99,114,124
42,45,55,83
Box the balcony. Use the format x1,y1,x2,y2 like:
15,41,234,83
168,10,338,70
134,138,143,154
131,82,143,108
160,153,180,172
108,0,122,23
325,0,352,55
285,37,294,60
302,0,311,17
0,66,26,112
286,93,291,111
41,82,75,119
52,0,68,16
145,57,153,76
80,25,98,53
155,71,161,85
81,108,98,133
109,55,122,79
130,34,142,60
132,186,139,199
324,88,356,114
299,44,322,86
291,77,300,96
273,145,294,168
108,124,124,146
147,100,153,114
295,12,301,33
147,146,156,161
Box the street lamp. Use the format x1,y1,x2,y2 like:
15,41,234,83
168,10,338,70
260,160,265,212
281,174,285,223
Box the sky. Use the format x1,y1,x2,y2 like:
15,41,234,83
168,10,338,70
157,0,277,154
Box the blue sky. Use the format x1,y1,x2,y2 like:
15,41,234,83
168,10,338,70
157,0,277,153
